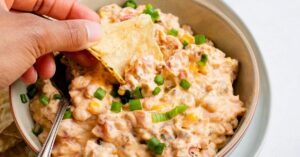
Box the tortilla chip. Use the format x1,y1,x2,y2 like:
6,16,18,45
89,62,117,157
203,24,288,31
2,123,21,139
88,14,163,84
0,134,22,152
0,88,13,134
0,142,36,157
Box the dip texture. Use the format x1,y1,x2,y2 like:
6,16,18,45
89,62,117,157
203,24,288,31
29,4,245,157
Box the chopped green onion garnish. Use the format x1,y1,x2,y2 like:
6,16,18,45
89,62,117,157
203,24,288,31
39,94,49,106
182,40,189,49
63,108,72,119
195,34,206,45
151,104,188,123
166,104,188,119
147,137,166,155
152,87,161,95
143,4,159,22
152,113,168,122
32,124,43,136
20,94,27,103
147,137,160,149
53,93,62,100
154,75,164,85
167,28,178,36
123,0,137,9
111,101,122,113
110,84,120,98
94,88,106,100
26,84,38,99
132,86,143,99
129,99,142,111
179,79,191,90
197,54,208,66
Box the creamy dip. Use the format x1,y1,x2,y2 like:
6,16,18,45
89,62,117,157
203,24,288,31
29,3,245,157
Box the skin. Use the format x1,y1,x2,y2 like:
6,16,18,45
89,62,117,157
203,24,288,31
0,0,102,88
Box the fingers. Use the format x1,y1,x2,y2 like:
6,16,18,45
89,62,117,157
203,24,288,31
64,50,98,67
34,54,56,79
4,0,13,10
31,19,102,57
65,2,100,21
11,0,100,21
20,66,38,85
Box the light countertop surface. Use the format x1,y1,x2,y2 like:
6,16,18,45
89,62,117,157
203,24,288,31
223,0,300,156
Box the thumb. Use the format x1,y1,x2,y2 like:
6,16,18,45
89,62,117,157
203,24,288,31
33,19,102,57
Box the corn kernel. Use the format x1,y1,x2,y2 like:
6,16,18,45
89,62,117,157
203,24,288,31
189,64,198,73
118,89,125,96
184,113,198,122
151,104,166,110
87,101,102,114
180,33,194,44
99,11,107,17
198,65,208,75
182,121,190,128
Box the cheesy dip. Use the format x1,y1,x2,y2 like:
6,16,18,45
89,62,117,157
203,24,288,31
28,2,245,157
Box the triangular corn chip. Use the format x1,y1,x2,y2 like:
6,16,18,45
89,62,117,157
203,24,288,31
88,14,163,84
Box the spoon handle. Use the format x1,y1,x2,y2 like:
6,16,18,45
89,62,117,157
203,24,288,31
37,98,69,157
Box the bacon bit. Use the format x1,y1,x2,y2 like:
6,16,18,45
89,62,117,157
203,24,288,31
196,99,206,107
206,85,213,92
178,70,188,79
120,14,134,21
166,62,172,69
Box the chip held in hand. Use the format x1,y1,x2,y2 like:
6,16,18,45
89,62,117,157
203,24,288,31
88,14,163,84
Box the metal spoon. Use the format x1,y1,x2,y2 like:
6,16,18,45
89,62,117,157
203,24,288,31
37,54,71,157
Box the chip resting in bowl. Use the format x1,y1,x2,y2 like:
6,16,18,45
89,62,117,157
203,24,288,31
27,2,246,157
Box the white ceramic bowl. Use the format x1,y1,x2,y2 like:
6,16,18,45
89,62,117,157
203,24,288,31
10,0,260,156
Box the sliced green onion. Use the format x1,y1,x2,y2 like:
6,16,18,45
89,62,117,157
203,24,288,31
129,99,142,111
94,88,106,100
123,0,137,9
26,84,38,99
39,94,49,106
197,54,208,66
20,94,27,103
182,40,189,49
147,137,166,155
167,28,178,36
166,104,188,119
195,34,206,45
53,93,62,100
111,101,122,113
154,75,164,85
152,87,161,96
151,104,188,123
132,86,143,99
179,79,191,90
110,84,120,98
154,143,166,155
32,124,43,136
152,113,168,123
147,137,160,149
63,108,72,119
143,4,159,22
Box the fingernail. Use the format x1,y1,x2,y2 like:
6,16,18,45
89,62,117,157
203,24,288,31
85,22,103,42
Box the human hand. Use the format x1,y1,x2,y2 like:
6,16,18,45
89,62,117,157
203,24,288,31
0,0,101,88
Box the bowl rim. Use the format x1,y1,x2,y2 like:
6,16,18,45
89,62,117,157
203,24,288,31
199,0,260,156
9,0,260,155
